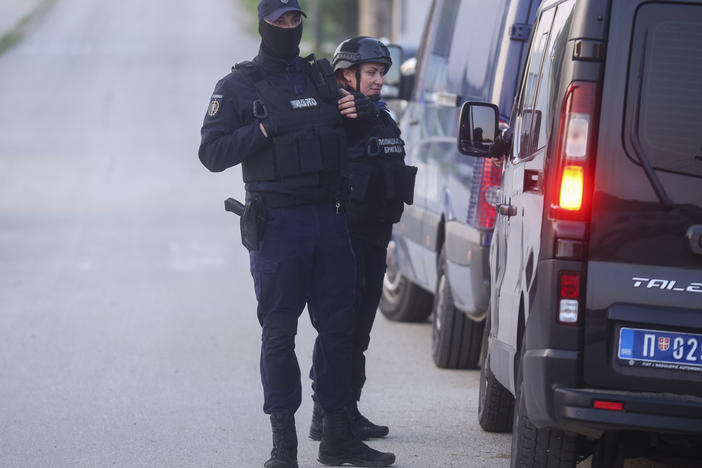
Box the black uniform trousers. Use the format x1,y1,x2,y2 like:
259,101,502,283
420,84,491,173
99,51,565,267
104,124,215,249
309,223,390,403
348,233,389,401
250,202,356,414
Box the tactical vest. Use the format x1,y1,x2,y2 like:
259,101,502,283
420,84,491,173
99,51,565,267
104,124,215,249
346,109,417,225
234,56,348,189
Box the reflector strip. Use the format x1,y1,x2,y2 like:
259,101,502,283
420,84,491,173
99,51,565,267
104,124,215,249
593,400,624,411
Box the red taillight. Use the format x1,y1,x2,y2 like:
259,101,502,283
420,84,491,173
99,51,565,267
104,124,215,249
558,271,581,324
477,158,501,229
593,400,623,411
559,272,580,299
550,82,600,220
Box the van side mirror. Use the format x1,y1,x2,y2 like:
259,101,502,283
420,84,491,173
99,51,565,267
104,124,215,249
457,102,499,157
383,44,403,99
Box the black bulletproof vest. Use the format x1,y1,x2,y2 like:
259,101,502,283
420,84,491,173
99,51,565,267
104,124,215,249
347,110,417,225
235,57,348,189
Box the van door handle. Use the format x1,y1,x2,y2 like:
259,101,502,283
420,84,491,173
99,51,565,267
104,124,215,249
524,170,541,192
497,204,517,217
408,119,420,126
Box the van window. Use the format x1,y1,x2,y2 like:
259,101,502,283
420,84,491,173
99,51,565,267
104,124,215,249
421,0,460,101
532,0,575,150
515,7,555,159
627,3,702,178
448,0,508,99
421,0,508,106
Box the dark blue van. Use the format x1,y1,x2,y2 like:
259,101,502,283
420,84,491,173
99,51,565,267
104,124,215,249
380,0,541,369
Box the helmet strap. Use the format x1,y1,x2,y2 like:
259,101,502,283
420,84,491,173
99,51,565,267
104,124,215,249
355,66,361,93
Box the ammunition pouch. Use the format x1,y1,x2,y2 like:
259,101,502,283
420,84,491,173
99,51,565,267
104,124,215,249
242,127,346,188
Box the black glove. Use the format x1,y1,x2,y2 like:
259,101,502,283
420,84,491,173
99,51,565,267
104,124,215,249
352,92,378,120
488,127,513,159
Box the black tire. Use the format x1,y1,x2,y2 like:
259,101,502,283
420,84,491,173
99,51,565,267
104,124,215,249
431,246,484,369
478,314,515,432
511,343,578,468
590,432,624,468
379,240,433,322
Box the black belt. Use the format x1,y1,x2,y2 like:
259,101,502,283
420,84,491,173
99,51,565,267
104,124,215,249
248,191,336,210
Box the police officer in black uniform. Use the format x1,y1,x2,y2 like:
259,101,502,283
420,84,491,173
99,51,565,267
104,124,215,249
308,37,417,445
198,2,395,467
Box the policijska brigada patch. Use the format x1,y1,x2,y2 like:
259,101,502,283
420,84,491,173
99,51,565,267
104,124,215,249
208,94,222,117
290,98,318,110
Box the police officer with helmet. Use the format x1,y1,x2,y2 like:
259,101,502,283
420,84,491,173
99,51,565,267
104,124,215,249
308,37,417,446
198,0,396,467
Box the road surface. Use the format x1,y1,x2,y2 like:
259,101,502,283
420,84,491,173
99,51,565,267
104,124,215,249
0,1,512,466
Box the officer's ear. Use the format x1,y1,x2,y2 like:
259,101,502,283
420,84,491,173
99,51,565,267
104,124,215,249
340,68,357,89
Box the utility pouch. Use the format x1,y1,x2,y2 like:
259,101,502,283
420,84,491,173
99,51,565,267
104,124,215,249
349,163,375,202
273,134,299,178
240,194,266,251
297,130,324,173
384,164,417,205
319,129,344,172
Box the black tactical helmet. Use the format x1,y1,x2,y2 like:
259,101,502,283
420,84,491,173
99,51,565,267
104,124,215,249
332,37,392,74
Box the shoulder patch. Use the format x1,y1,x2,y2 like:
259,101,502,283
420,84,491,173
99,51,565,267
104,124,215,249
207,94,222,117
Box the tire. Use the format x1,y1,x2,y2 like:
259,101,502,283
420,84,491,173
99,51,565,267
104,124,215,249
511,343,578,468
379,240,433,322
431,245,484,369
478,314,515,432
590,432,624,468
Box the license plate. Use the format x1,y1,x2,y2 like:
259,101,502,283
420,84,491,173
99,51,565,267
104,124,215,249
618,327,702,373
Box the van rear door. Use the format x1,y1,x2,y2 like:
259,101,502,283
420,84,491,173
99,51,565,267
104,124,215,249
585,0,702,394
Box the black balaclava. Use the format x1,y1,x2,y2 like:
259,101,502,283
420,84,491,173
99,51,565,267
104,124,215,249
259,19,303,61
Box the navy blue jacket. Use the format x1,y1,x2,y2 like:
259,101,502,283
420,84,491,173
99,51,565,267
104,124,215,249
199,48,375,198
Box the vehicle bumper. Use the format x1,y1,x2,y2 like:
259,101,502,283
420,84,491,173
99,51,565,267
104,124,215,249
523,348,702,435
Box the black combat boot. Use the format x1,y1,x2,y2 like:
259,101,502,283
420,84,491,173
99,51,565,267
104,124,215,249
351,402,389,439
318,407,395,467
265,410,298,468
309,400,324,441
312,401,390,442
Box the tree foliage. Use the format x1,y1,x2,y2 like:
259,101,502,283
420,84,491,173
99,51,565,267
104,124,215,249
240,0,359,56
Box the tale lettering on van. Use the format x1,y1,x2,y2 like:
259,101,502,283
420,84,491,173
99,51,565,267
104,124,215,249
632,277,702,293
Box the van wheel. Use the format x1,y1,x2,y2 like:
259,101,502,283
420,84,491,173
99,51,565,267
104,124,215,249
431,246,484,369
478,314,514,432
590,432,624,468
511,343,578,468
379,240,433,322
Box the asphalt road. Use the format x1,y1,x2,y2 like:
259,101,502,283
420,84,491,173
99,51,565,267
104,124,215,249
0,1,513,466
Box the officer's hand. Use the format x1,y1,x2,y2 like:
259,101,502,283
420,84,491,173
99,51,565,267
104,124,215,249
258,117,278,138
351,91,378,121
338,89,358,119
488,128,513,161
